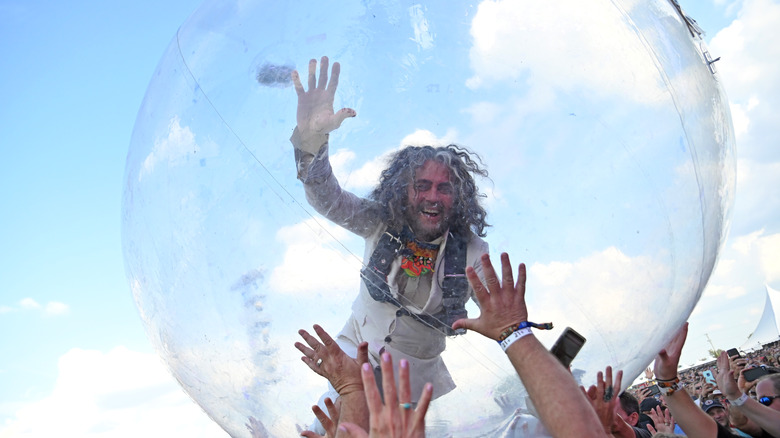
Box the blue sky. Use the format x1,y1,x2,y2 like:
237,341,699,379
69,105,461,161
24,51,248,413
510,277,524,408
1,0,779,436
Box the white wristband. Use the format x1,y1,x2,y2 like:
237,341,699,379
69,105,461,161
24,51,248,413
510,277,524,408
499,327,533,351
729,393,749,407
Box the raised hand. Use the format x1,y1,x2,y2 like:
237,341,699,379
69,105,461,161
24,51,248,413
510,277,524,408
296,324,369,396
646,405,676,434
301,397,340,438
715,351,742,399
582,366,623,434
654,323,688,381
451,253,528,340
291,56,356,154
338,354,432,438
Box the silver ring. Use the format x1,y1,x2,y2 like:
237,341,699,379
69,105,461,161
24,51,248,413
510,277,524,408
316,358,323,367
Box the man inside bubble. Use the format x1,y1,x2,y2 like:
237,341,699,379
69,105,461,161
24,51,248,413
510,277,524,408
289,56,489,405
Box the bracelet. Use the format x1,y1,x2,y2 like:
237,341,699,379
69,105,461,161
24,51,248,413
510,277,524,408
656,377,682,396
499,327,533,351
729,393,749,407
498,321,554,341
656,377,680,387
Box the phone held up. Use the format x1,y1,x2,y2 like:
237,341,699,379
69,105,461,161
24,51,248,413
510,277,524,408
743,366,769,382
550,327,586,368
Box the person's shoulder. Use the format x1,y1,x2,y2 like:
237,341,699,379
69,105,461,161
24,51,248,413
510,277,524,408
463,230,488,246
631,426,652,438
714,423,743,438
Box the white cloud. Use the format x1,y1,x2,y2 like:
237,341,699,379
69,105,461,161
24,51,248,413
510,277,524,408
330,148,386,191
2,298,70,317
710,0,780,163
466,0,665,103
18,299,40,310
268,218,362,295
728,229,780,283
140,116,196,180
330,128,462,191
44,302,69,316
0,347,225,438
139,117,219,181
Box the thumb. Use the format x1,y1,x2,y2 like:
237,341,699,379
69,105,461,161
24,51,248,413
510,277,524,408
329,107,356,129
451,317,476,333
337,422,368,438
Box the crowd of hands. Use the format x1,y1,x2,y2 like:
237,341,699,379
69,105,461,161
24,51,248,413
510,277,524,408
246,252,780,438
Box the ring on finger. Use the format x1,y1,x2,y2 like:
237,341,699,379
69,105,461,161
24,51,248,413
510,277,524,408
316,358,323,367
399,403,413,410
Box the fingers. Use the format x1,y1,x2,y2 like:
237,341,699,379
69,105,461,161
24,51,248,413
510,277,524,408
312,404,333,434
480,253,500,294
380,353,399,410
313,324,336,350
356,342,369,366
327,61,340,93
586,384,597,400
292,70,304,96
360,362,382,416
336,422,369,438
298,328,321,352
668,322,689,356
398,359,412,430
398,359,412,409
307,58,317,91
324,397,339,429
465,265,488,306
317,56,329,90
613,370,623,396
412,383,433,432
500,252,514,291
516,262,526,300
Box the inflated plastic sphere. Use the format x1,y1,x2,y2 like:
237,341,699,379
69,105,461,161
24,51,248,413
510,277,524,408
123,0,735,436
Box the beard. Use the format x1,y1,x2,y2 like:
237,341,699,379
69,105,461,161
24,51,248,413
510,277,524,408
403,201,453,242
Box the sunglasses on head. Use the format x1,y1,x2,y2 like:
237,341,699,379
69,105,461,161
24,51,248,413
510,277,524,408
759,395,779,406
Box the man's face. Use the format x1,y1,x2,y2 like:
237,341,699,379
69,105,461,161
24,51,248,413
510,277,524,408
615,405,638,427
756,379,780,412
405,160,455,241
706,407,729,427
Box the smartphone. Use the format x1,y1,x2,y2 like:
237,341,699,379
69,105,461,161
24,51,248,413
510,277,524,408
727,348,741,358
702,370,716,385
743,366,769,382
550,327,586,368
647,384,660,395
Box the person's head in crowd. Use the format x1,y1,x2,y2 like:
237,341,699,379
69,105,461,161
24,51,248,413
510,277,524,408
640,397,662,415
617,392,641,426
756,374,780,411
701,399,729,427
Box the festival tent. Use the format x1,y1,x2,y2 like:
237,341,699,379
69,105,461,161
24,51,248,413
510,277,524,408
740,284,780,351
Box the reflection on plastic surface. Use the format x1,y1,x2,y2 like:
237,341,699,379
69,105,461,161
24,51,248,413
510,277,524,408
122,0,736,436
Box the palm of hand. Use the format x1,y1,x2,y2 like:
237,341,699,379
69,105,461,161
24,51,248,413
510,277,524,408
297,87,338,135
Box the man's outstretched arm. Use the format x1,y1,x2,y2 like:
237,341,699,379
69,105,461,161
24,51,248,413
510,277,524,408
289,56,380,237
452,253,609,437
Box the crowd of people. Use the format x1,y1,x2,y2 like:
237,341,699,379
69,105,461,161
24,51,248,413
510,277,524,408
291,252,780,438
273,56,780,437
